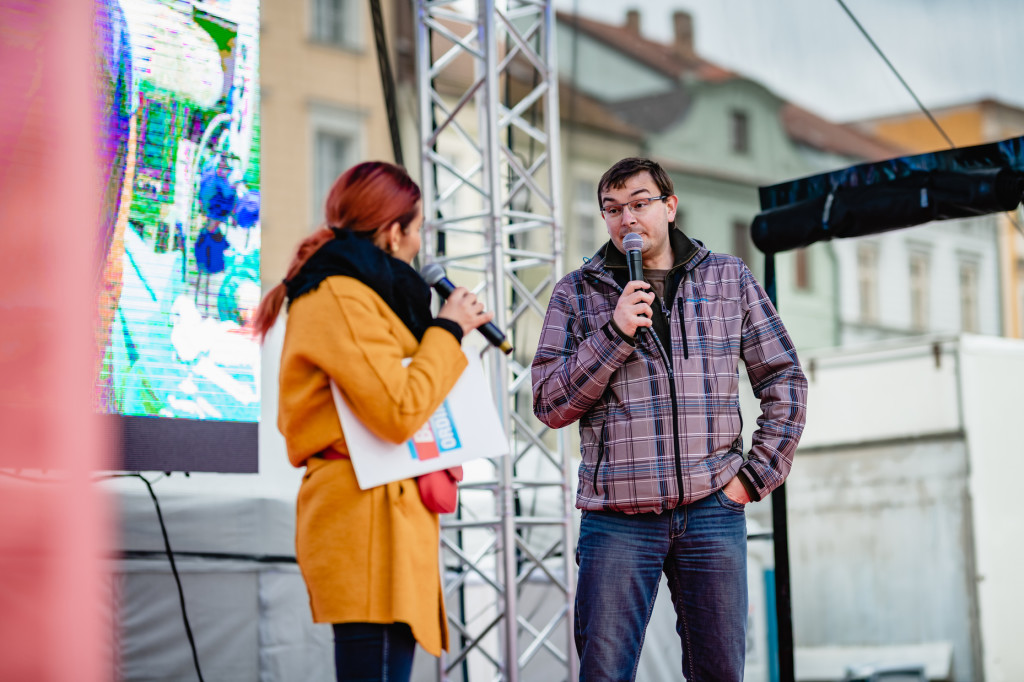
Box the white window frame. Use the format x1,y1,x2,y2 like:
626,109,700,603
908,249,930,332
309,0,362,51
857,242,879,325
571,176,601,260
308,103,364,229
959,257,980,333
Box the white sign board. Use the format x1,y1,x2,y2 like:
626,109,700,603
331,352,509,489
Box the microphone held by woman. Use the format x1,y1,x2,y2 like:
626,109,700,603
421,263,513,354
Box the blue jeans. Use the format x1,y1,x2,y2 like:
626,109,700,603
575,491,748,681
333,622,415,682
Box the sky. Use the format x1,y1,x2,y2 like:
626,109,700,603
551,0,1024,123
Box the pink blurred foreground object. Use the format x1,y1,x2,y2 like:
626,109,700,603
0,1,110,680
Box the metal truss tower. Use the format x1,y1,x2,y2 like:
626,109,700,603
415,1,575,680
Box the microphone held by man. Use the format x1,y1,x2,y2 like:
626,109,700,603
623,232,644,282
616,232,654,340
421,263,513,355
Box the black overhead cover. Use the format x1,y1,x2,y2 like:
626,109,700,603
752,135,1024,254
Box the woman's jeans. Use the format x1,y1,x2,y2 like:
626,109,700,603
575,491,748,681
333,622,415,682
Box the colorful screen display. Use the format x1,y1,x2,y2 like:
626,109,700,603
95,0,260,471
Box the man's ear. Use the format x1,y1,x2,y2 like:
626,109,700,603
665,194,679,222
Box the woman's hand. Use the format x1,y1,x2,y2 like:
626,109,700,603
437,286,495,337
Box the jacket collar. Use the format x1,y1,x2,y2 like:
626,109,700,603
586,228,707,280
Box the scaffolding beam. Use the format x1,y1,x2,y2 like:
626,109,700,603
415,1,574,680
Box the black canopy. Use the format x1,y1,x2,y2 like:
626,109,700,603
752,135,1024,254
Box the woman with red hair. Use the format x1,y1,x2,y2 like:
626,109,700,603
255,162,492,681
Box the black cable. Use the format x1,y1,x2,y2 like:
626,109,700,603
112,473,205,682
834,0,955,149
121,550,296,564
426,25,445,257
369,0,404,166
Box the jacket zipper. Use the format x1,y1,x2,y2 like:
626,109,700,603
648,329,685,506
586,270,686,505
592,421,608,495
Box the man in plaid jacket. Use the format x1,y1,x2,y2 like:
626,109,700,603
532,158,807,682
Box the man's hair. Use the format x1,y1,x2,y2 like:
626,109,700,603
597,157,674,205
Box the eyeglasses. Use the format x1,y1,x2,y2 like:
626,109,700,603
600,195,669,220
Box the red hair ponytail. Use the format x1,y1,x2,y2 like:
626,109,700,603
252,227,333,341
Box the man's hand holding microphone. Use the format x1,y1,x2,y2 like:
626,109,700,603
613,233,655,340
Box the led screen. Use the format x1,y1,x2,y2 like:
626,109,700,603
95,0,260,472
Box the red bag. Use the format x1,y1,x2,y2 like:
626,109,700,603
416,465,464,514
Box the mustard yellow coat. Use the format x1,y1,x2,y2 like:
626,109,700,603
278,275,468,657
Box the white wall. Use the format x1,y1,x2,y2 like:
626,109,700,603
958,335,1024,682
740,335,1024,682
785,436,975,682
795,337,962,449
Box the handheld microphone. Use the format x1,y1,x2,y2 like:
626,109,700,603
622,233,647,337
420,263,513,355
623,233,645,283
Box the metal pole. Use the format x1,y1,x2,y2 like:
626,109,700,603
479,2,519,678
541,4,576,678
414,1,572,679
764,252,795,682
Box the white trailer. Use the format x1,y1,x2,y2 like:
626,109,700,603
743,334,1024,682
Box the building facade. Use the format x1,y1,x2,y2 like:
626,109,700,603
260,0,395,283
554,9,901,351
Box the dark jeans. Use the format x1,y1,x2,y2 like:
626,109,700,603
575,491,749,681
333,622,415,682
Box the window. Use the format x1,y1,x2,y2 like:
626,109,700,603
309,104,363,226
572,178,600,258
794,248,811,291
314,131,351,219
909,251,929,331
857,243,879,325
959,260,980,333
732,219,750,265
311,0,361,49
730,109,749,155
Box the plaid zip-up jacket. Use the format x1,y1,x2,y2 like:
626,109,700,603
531,230,807,513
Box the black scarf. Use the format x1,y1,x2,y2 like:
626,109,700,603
284,228,432,340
